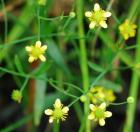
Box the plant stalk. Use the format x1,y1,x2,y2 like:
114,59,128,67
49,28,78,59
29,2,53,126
123,18,140,132
76,0,90,131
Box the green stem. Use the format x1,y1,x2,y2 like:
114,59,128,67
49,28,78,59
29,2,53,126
123,18,140,132
76,0,90,132
1,0,8,43
53,121,60,132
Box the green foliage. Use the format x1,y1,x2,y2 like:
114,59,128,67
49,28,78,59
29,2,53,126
0,0,140,132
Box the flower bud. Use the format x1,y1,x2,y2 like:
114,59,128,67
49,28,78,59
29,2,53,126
11,90,22,103
69,12,76,18
127,96,134,103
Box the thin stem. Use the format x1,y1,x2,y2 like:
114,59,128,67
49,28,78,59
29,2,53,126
37,6,40,40
20,77,29,92
123,18,140,132
1,0,8,43
53,121,60,132
76,0,90,131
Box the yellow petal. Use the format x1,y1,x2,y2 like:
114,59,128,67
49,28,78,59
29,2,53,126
54,98,62,108
94,3,100,11
41,45,48,51
124,34,129,40
39,55,46,62
99,102,106,110
25,46,32,52
45,109,53,115
85,11,92,17
99,118,105,126
88,113,95,120
89,22,96,29
100,21,107,28
36,41,42,47
89,104,96,111
28,56,35,63
104,12,111,17
49,117,54,123
62,107,69,113
104,111,112,117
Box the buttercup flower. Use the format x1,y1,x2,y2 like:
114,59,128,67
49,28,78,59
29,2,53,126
44,98,69,123
89,86,116,104
25,41,47,63
85,3,111,29
119,19,137,40
11,89,22,103
88,103,112,126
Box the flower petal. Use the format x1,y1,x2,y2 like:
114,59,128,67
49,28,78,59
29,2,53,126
99,118,105,126
85,11,92,17
89,22,96,29
41,45,48,51
99,102,106,110
39,55,46,62
104,111,112,117
45,109,53,115
28,56,35,63
62,107,69,113
36,41,42,47
49,117,54,123
100,21,107,28
89,104,96,111
88,113,95,120
104,11,111,17
25,46,32,52
94,3,100,11
54,98,62,108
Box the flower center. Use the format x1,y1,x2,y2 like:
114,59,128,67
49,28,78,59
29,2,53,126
90,10,106,24
53,108,63,119
95,108,104,118
31,47,42,57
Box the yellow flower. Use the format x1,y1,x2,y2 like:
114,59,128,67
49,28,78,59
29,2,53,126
119,19,137,40
88,103,112,126
44,99,69,123
25,41,47,63
89,86,116,104
85,3,111,29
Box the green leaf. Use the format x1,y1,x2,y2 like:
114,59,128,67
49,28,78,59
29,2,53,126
88,61,104,72
44,92,68,109
14,55,24,74
96,79,122,92
47,40,71,77
34,74,47,126
31,61,52,76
